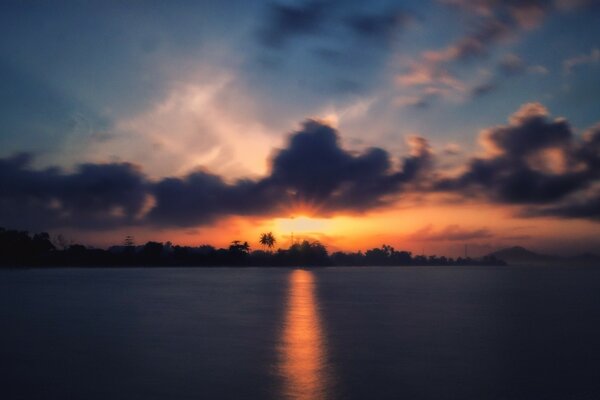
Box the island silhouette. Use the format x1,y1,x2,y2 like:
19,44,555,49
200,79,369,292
0,226,509,267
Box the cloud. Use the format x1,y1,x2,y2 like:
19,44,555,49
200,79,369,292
397,0,567,105
429,0,550,60
258,1,328,48
497,53,548,77
0,154,148,230
563,48,600,74
256,0,414,93
530,124,600,219
443,143,463,156
148,171,277,226
407,224,494,241
467,54,549,98
251,1,418,105
400,97,432,109
439,0,557,29
395,63,467,106
395,15,513,103
396,64,465,89
436,103,600,204
422,18,513,64
2,105,599,231
69,69,279,180
0,120,434,230
150,120,434,226
345,9,412,42
527,189,600,220
258,1,412,51
498,53,527,75
471,81,497,97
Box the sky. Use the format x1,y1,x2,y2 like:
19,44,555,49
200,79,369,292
1,0,600,256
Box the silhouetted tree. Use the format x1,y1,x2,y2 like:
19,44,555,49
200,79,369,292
229,240,250,253
391,250,412,265
259,232,276,251
365,246,390,265
141,241,164,264
52,234,69,250
32,232,55,254
124,235,135,247
0,226,507,267
285,240,330,266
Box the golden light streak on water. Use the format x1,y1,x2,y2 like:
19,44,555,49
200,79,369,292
278,269,332,400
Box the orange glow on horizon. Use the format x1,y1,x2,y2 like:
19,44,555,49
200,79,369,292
66,200,600,257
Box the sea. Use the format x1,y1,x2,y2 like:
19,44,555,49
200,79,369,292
1,266,599,400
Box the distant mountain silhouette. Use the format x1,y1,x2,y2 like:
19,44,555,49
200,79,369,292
489,246,600,266
490,246,551,265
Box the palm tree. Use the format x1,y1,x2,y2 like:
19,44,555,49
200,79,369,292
259,232,276,251
241,241,250,253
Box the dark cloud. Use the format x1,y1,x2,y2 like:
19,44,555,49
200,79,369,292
0,154,148,230
580,123,600,170
484,104,572,156
471,81,497,97
443,143,463,156
264,120,433,213
150,120,434,227
451,18,512,61
345,10,412,42
0,120,433,230
410,98,431,109
524,124,600,219
527,191,600,220
425,1,554,65
2,106,599,231
436,103,600,205
258,1,412,49
408,224,494,241
258,1,328,48
255,1,415,99
148,172,279,226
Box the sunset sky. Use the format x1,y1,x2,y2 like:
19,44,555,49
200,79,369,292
1,0,600,256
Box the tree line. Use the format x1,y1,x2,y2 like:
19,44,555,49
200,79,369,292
0,227,506,267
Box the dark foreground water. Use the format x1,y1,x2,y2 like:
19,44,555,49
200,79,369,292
1,266,600,400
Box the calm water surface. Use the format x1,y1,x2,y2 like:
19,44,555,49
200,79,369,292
1,266,600,400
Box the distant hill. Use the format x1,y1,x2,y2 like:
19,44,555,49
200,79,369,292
490,246,553,265
489,246,600,266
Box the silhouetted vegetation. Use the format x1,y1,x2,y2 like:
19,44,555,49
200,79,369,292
0,227,506,267
259,232,276,251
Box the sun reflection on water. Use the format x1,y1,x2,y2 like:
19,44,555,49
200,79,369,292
278,269,332,400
